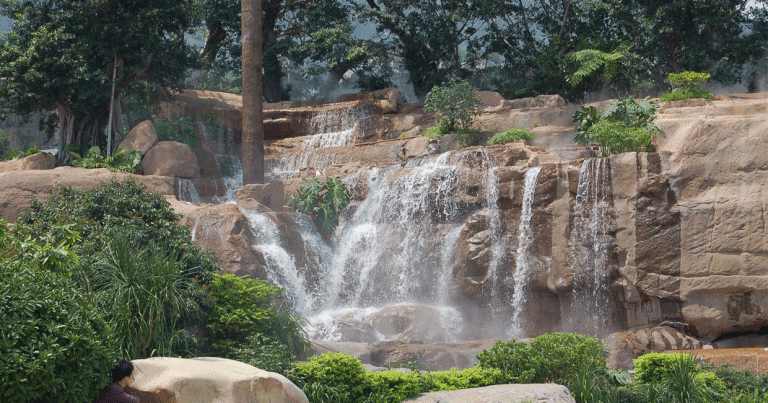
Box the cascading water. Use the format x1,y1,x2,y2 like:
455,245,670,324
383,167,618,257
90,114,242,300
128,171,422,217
177,178,201,203
215,155,243,202
567,158,614,336
483,156,505,312
268,106,370,178
509,167,542,337
242,209,312,313
305,152,468,341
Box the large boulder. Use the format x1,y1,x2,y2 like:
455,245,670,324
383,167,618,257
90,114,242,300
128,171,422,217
179,202,266,278
128,357,308,403
236,182,286,211
0,152,55,173
142,141,200,178
404,384,576,403
118,120,159,155
0,167,175,221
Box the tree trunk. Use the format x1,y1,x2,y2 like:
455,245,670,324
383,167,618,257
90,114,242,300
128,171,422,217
241,0,265,184
56,103,75,161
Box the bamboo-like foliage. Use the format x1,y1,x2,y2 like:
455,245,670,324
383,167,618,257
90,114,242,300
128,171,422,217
90,235,202,358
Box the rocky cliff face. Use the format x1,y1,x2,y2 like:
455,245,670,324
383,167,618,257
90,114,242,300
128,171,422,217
2,90,767,363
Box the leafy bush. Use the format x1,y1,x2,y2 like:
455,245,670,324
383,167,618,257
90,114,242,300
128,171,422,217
661,71,713,101
634,352,690,384
425,367,506,391
713,365,768,396
290,353,370,402
0,263,116,403
206,273,308,372
478,333,605,388
71,146,142,173
476,339,537,383
154,116,199,147
424,80,480,134
572,97,661,155
366,370,425,402
18,180,216,282
566,47,633,87
290,177,350,235
488,128,534,145
634,353,726,403
89,234,204,358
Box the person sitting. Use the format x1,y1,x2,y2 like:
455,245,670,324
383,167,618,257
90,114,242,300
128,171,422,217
93,360,139,403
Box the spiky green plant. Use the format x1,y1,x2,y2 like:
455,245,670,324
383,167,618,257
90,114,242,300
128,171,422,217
88,234,203,358
290,177,350,235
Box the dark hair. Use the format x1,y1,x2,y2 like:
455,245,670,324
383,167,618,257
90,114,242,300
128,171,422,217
110,360,134,383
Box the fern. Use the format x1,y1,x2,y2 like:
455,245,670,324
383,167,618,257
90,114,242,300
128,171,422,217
567,47,631,87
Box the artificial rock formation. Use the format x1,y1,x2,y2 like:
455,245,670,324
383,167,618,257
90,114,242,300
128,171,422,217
117,120,159,155
0,167,175,221
128,357,308,403
142,141,201,178
0,152,55,173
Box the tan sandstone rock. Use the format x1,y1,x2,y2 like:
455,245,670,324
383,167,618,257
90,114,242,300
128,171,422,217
118,120,159,155
0,152,56,173
0,167,175,221
236,182,286,211
128,357,308,403
405,384,576,403
142,141,200,178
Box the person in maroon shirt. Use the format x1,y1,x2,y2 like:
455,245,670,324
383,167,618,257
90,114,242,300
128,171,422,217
93,360,139,403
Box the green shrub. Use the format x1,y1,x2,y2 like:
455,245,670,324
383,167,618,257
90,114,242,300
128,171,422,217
18,180,216,282
206,273,308,370
289,353,369,402
0,263,116,403
89,234,204,358
713,365,768,396
366,370,425,402
661,71,713,101
634,352,691,384
488,128,534,145
71,146,142,173
154,116,198,147
290,177,350,235
425,367,506,391
572,97,661,155
476,339,537,383
424,80,480,134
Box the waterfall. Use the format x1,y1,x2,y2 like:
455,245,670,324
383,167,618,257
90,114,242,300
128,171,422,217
177,178,201,203
437,224,464,305
484,162,504,311
509,166,542,337
567,158,614,336
242,209,312,313
215,155,243,202
268,106,370,178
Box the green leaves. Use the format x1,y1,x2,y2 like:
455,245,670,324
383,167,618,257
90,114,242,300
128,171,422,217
567,47,633,88
424,80,481,134
572,97,662,156
290,177,351,236
661,71,714,102
71,146,143,173
488,128,535,145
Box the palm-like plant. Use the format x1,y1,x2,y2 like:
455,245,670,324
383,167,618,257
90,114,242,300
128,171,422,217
89,235,203,358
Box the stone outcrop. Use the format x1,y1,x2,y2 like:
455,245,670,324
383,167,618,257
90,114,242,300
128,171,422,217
142,141,201,178
0,167,175,221
128,357,308,403
0,152,55,173
404,384,576,403
117,120,158,155
605,325,703,368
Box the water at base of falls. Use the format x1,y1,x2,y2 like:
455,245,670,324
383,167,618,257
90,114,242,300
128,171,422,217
177,178,201,204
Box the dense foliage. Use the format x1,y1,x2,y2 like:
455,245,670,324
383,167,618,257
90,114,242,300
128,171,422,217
71,146,142,173
573,97,661,155
488,129,535,145
0,0,197,152
206,273,307,373
290,177,350,235
423,81,480,134
661,71,714,102
1,181,310,398
0,263,116,403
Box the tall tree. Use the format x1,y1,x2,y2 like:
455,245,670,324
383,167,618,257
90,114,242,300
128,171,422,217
0,0,196,154
241,0,265,184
